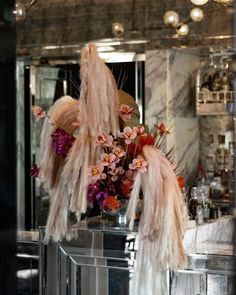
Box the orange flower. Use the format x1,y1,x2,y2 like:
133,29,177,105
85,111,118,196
32,105,46,118
177,176,185,189
102,196,120,212
155,123,170,136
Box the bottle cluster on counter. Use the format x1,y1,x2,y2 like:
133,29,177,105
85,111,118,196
205,134,234,200
187,135,234,225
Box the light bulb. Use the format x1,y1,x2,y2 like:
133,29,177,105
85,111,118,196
163,11,179,27
112,22,124,37
190,0,208,5
13,3,27,22
176,24,189,36
190,8,204,22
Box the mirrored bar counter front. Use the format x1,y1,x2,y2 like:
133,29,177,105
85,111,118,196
39,216,235,295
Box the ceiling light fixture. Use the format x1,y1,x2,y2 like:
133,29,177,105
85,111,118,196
13,0,38,22
163,11,180,27
213,0,233,5
190,0,209,5
176,24,189,36
190,7,204,22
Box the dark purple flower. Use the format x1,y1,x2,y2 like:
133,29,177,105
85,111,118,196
30,164,40,177
96,191,108,206
87,182,101,204
51,128,75,158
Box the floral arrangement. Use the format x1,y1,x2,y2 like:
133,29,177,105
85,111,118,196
87,123,171,214
32,44,187,294
31,104,171,216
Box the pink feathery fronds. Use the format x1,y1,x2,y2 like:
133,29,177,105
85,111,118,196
127,145,187,282
62,44,120,223
125,170,142,231
141,145,186,269
85,44,119,137
40,96,79,192
128,145,187,294
44,180,69,243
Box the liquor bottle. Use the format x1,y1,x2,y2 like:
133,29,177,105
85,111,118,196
189,187,198,220
227,141,234,200
216,135,228,174
206,134,215,180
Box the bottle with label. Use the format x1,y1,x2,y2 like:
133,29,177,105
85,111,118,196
216,135,228,174
228,141,234,200
189,187,198,220
206,134,215,180
196,205,204,225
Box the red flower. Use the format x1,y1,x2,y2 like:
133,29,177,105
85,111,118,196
129,134,155,157
138,134,155,147
155,123,170,136
177,176,185,189
120,177,134,198
30,164,40,177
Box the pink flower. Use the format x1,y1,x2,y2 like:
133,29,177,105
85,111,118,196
119,127,137,144
32,105,46,118
109,166,125,181
88,165,107,183
100,153,116,167
95,132,113,146
129,158,148,173
133,125,145,135
112,145,126,163
119,104,134,121
155,123,170,136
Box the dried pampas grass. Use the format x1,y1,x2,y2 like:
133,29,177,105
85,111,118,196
126,145,187,294
40,96,79,192
42,44,120,241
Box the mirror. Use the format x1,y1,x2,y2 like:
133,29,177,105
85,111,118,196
15,0,235,230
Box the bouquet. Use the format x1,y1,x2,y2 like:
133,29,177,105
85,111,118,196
87,123,171,215
32,44,187,295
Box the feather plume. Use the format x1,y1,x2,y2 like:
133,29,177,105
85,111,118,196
44,180,69,243
62,44,119,221
128,145,187,293
125,170,142,231
39,96,79,192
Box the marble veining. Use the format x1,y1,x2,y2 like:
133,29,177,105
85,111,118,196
145,49,200,183
145,50,168,125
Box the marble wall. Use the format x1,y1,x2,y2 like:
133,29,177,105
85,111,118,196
145,49,200,184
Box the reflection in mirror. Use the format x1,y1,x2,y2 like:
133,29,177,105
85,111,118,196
17,46,235,230
15,1,235,294
17,56,145,230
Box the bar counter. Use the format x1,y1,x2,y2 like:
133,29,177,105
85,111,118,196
37,216,235,295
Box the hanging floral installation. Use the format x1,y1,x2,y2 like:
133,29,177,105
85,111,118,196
32,44,187,294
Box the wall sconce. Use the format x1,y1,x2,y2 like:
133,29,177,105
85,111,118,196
13,0,38,22
112,22,125,38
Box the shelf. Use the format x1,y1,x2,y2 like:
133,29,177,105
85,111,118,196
197,102,235,115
